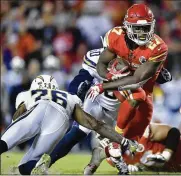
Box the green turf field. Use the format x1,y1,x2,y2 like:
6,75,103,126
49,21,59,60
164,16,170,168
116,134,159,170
1,152,117,175
1,152,181,175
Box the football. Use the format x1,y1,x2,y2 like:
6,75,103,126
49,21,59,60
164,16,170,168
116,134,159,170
107,58,131,79
108,58,130,73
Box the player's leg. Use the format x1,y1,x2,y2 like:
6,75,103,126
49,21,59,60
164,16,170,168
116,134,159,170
84,142,130,175
123,96,153,139
84,109,118,175
0,104,45,155
115,88,146,134
50,122,87,166
18,103,70,175
50,97,102,166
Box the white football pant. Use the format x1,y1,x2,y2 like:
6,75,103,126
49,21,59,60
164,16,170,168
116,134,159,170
1,101,69,165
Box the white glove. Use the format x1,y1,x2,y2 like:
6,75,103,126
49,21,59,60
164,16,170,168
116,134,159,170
106,60,131,81
96,133,110,148
99,138,110,148
128,164,139,172
107,72,127,81
86,84,104,102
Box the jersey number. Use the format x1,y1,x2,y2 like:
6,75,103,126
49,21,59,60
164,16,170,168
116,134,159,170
31,90,67,108
112,28,123,35
147,38,161,50
90,49,101,57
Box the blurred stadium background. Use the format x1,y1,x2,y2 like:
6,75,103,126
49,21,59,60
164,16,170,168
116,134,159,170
1,0,181,174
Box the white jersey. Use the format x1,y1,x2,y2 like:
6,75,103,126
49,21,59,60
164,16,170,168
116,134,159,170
82,48,120,111
15,89,82,118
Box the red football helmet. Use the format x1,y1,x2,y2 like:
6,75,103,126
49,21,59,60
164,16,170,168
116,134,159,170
123,4,155,46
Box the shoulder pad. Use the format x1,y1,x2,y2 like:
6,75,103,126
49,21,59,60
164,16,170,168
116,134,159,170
105,27,124,48
15,91,28,109
148,36,168,62
83,48,104,69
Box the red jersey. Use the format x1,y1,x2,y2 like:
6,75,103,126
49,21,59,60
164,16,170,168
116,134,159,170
105,27,168,95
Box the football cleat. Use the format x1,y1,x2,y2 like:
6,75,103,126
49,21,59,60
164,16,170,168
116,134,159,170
84,147,104,175
84,163,98,175
31,153,51,175
111,157,130,175
128,164,139,172
106,157,116,167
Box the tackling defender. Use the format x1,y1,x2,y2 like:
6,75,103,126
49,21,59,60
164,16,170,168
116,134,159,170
0,75,133,175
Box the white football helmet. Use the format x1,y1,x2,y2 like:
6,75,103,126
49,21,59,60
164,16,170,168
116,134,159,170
30,75,59,90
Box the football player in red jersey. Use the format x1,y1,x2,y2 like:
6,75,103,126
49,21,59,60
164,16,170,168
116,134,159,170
88,4,168,139
109,123,181,172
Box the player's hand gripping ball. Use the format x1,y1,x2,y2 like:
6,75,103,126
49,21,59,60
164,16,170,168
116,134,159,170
106,58,131,81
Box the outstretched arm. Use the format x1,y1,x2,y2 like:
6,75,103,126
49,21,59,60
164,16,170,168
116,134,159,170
73,104,127,145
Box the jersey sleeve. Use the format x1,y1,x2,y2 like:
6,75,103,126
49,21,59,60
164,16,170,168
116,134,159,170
104,27,123,52
82,49,103,77
148,41,168,63
82,48,105,80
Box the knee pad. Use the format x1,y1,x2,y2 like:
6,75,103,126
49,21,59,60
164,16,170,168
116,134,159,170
18,160,37,175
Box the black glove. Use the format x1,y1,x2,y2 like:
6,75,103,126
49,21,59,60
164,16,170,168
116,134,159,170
156,68,172,84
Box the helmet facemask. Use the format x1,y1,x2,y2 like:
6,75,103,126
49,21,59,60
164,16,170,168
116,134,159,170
124,20,155,46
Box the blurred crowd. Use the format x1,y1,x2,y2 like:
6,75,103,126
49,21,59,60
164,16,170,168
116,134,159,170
1,0,181,150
